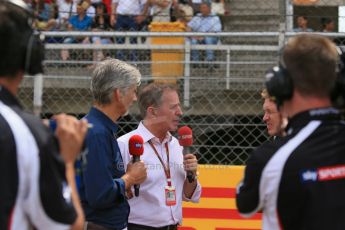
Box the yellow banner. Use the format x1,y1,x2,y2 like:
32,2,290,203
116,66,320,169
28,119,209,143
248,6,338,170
180,165,262,230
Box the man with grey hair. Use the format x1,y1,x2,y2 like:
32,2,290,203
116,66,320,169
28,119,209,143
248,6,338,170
118,83,201,230
80,58,147,230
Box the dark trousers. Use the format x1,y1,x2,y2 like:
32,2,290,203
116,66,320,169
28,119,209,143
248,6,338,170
84,222,114,230
128,223,178,230
115,15,138,61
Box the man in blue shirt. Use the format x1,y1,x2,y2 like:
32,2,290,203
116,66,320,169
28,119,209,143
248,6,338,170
187,2,221,66
80,58,147,230
61,0,93,60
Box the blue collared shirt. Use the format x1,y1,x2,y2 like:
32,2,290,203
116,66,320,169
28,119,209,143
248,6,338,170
68,14,92,30
187,13,222,32
80,107,129,229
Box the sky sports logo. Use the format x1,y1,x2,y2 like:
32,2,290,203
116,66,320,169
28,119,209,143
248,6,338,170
134,143,142,148
179,134,192,140
301,164,345,182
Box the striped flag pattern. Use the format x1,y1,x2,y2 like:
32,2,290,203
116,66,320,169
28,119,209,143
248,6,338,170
180,165,262,230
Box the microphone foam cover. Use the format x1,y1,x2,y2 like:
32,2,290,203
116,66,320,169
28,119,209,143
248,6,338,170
178,126,193,146
129,135,144,156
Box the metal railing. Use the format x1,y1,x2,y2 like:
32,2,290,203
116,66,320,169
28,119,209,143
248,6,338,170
20,30,344,164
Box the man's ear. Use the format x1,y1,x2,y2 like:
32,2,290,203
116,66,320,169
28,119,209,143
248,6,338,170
113,88,123,102
147,106,156,117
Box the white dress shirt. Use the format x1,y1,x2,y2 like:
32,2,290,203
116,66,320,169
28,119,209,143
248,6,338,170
112,0,147,15
117,122,201,227
58,1,76,20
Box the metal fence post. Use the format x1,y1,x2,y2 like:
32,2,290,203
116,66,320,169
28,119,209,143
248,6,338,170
226,48,231,90
33,74,43,117
279,0,287,52
184,38,191,108
286,0,294,32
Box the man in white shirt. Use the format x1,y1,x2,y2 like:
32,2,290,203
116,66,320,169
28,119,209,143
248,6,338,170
57,0,76,29
111,0,148,60
149,0,172,22
118,83,201,230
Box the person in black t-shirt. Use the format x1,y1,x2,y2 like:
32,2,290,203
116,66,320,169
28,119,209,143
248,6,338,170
85,2,113,66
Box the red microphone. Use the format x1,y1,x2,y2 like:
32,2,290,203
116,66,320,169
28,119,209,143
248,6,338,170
128,135,144,196
178,126,194,183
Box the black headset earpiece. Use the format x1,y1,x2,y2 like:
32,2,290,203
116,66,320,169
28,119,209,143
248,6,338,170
25,32,44,75
264,63,293,108
332,46,345,108
7,0,45,75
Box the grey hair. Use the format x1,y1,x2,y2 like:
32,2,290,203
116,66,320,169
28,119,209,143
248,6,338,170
91,58,141,105
138,83,178,119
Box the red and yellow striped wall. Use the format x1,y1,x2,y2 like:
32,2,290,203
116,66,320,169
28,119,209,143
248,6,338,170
180,165,262,230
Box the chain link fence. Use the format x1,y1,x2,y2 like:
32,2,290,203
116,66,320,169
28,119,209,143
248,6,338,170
18,0,345,165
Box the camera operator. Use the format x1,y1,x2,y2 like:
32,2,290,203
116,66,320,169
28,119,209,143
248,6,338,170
236,34,345,229
0,0,88,229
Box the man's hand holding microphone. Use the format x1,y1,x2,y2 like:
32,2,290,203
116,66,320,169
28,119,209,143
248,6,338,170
178,126,199,198
121,135,147,199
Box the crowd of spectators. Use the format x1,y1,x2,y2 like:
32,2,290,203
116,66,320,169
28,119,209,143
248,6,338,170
31,0,337,62
32,0,337,37
293,15,336,33
27,0,227,61
28,0,226,33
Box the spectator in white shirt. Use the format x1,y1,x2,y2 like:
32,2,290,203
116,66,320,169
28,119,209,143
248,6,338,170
111,0,149,60
57,0,76,30
149,0,173,22
118,83,201,230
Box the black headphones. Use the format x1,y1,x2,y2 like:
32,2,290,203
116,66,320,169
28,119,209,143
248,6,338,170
7,0,45,75
25,31,45,75
333,46,345,107
265,46,345,108
264,64,293,107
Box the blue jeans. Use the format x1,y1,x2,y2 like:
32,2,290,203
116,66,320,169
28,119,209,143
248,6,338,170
191,37,218,62
115,15,138,61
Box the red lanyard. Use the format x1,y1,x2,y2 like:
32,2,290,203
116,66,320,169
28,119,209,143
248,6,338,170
148,140,172,186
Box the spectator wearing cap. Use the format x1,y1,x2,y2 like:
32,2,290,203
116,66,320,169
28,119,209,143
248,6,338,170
84,0,96,17
172,0,194,24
